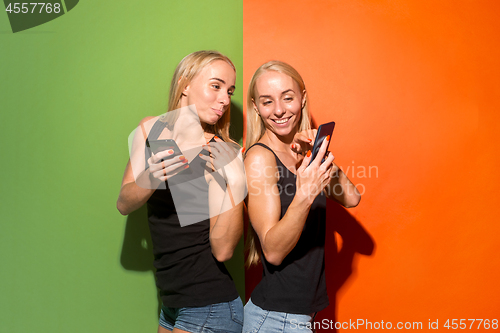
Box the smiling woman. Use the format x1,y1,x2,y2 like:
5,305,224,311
243,60,361,333
246,61,312,150
116,51,245,333
252,71,304,132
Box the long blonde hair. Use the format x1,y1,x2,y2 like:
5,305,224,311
245,60,312,267
163,50,236,143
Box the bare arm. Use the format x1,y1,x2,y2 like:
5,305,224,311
207,178,245,262
245,139,334,266
116,116,187,215
202,143,246,262
324,163,361,208
117,161,156,216
290,129,361,208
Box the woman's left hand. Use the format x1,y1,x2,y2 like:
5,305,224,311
290,129,317,155
199,137,245,186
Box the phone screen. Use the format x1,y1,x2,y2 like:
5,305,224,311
309,121,335,165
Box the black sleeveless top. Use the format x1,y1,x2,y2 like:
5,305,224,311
145,119,239,308
248,143,329,314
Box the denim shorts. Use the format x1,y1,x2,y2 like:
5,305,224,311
159,296,243,332
243,298,317,333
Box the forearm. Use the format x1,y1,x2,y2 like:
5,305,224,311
325,164,361,208
117,181,155,216
209,182,245,261
259,193,313,265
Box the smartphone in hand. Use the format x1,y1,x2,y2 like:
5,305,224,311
147,139,183,162
309,121,335,165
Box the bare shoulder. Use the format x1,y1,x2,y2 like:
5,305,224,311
245,145,276,167
138,116,157,129
244,144,277,180
132,116,162,141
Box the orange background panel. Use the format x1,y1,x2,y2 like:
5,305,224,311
244,0,500,330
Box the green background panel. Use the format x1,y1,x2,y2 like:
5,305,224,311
0,1,243,332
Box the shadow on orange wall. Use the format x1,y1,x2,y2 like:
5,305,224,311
316,202,375,332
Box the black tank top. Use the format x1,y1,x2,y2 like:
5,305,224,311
248,143,329,314
145,119,239,308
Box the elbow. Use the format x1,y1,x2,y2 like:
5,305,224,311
263,250,284,266
212,248,234,262
344,195,361,209
116,200,130,216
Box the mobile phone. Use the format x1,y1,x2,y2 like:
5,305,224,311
308,121,335,165
147,139,183,162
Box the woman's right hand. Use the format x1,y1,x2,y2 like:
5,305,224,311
295,135,335,204
290,129,317,155
147,150,189,182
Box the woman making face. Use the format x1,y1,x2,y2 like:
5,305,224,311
243,61,361,333
117,51,245,333
181,59,235,127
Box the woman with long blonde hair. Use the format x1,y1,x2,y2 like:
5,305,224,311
243,61,361,332
117,51,245,333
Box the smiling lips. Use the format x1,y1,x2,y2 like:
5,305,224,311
272,116,292,125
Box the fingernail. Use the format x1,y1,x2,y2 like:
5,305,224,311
184,165,189,169
214,136,220,140
308,139,312,143
167,149,174,154
291,144,295,149
182,159,188,163
326,135,330,141
307,150,311,157
179,155,185,160
241,147,246,154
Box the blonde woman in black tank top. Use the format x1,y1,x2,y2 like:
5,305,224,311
117,51,245,333
243,61,361,333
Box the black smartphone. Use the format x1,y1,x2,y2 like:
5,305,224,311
147,139,183,162
308,121,335,165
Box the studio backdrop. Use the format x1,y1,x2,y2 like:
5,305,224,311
1,1,499,332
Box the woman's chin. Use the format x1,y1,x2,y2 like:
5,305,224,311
198,111,221,126
201,117,219,127
208,116,220,125
270,124,295,137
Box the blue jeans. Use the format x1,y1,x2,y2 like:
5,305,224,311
243,298,316,333
159,296,243,332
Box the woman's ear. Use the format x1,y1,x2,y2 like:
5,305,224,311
179,77,190,96
252,99,259,116
301,90,307,109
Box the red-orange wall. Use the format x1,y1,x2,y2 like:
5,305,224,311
244,1,500,330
